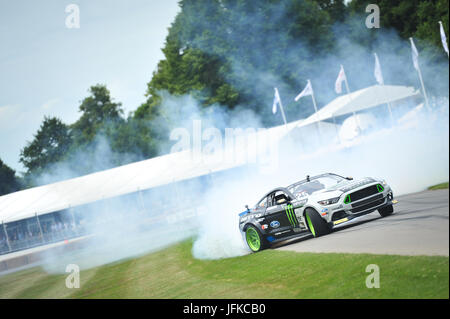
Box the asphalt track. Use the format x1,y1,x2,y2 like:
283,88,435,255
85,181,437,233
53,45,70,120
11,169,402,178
0,189,448,275
274,189,449,256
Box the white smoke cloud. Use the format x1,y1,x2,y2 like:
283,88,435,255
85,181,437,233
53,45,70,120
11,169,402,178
33,92,449,271
18,1,449,270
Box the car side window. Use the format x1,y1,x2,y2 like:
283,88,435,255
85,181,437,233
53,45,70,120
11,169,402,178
274,190,290,205
267,193,276,207
257,197,267,209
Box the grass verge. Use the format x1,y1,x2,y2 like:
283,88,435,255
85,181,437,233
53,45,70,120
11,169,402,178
0,240,448,299
428,182,449,190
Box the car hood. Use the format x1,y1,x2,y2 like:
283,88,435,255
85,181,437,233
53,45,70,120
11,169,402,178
298,177,379,201
326,177,378,192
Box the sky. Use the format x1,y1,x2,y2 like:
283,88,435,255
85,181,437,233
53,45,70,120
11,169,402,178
0,0,180,172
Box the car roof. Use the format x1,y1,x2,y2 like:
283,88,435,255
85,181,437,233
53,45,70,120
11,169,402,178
287,172,344,189
253,173,345,208
255,187,295,207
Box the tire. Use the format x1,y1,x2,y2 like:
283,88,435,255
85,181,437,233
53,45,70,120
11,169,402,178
305,208,330,237
244,225,268,252
378,204,393,217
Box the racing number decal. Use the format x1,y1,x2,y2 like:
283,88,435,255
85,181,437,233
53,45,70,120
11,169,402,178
285,205,298,227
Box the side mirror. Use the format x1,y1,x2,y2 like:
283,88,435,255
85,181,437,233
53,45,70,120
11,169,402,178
245,205,250,212
346,176,353,180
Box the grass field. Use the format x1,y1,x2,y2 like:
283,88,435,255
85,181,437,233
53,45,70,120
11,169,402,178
428,182,449,190
0,240,448,299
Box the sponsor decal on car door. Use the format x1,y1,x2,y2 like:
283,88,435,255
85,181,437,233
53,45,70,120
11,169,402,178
284,204,299,227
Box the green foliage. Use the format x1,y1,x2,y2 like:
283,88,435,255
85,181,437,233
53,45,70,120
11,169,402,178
415,0,449,49
60,84,161,176
141,0,336,124
347,0,449,95
19,116,72,176
71,84,124,148
19,85,162,181
108,117,160,161
428,182,449,190
13,0,450,183
142,0,448,125
0,159,21,195
316,0,349,22
348,0,449,48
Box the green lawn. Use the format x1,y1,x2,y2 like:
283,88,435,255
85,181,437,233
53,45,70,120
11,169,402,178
428,182,449,190
0,240,448,299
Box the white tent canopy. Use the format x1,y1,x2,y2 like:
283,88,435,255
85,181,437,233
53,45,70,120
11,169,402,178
296,84,420,128
0,85,420,224
0,120,300,223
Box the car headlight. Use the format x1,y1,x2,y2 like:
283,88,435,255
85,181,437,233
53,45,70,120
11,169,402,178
317,197,340,206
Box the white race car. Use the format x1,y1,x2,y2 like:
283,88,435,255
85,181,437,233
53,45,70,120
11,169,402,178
239,173,396,252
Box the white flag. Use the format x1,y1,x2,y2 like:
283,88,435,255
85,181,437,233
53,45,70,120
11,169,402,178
439,21,449,57
374,53,384,85
335,65,346,94
272,87,281,114
294,80,313,102
410,37,420,71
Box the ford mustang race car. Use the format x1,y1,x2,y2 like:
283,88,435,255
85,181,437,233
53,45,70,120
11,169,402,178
239,173,396,252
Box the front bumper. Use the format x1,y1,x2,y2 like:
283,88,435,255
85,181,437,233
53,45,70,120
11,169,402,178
320,186,394,227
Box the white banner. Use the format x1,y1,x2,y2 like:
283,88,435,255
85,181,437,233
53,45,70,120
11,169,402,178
410,37,420,71
335,65,346,94
294,80,313,102
272,87,281,114
439,21,449,57
374,53,384,85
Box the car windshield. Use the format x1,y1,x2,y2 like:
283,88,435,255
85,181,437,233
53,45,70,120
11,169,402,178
288,174,346,198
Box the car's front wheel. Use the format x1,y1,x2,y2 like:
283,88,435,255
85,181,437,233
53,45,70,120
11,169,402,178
305,208,331,237
378,204,393,217
245,225,267,252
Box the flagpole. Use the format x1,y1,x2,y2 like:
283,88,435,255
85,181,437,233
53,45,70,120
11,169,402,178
279,97,288,128
343,65,351,95
308,79,322,137
342,67,354,114
274,87,288,130
410,37,431,111
309,80,319,114
341,68,363,132
374,54,395,125
416,65,430,111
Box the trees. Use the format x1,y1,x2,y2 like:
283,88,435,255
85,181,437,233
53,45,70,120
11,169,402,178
19,84,161,181
415,0,449,49
11,0,449,184
347,0,449,95
71,84,125,148
0,159,21,195
347,0,449,48
140,0,336,126
19,116,72,176
143,0,448,122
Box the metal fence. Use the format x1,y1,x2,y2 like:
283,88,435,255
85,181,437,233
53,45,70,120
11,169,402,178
0,211,89,256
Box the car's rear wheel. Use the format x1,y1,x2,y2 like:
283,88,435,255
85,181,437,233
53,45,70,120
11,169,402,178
245,225,267,252
378,204,393,217
305,208,330,237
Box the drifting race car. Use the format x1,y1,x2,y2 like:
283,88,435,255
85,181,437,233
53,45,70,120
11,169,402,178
239,173,396,252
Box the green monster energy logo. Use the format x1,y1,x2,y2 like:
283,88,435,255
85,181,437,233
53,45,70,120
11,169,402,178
376,184,384,192
285,205,298,227
344,194,351,204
